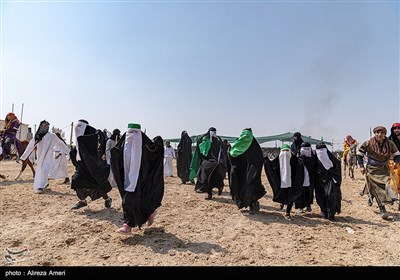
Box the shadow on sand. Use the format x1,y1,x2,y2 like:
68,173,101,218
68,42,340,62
121,226,228,255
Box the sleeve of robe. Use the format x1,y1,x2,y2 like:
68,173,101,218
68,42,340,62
263,156,281,200
58,139,70,155
110,133,127,198
20,138,36,161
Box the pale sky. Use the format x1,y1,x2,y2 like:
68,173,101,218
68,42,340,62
1,0,399,151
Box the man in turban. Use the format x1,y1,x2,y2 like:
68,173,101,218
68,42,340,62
357,126,400,220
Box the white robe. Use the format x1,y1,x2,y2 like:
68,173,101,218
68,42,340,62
279,149,292,189
123,128,142,192
20,133,68,191
164,146,175,176
48,143,70,179
28,148,36,164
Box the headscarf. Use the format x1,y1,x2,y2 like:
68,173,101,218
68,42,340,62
74,120,89,161
110,129,121,141
392,123,400,129
4,112,19,129
229,128,254,158
345,135,355,146
373,126,387,135
293,132,302,138
34,120,50,144
300,142,312,158
300,142,312,187
208,127,217,140
316,142,333,170
370,126,391,157
291,132,304,156
389,123,400,151
78,119,89,125
199,136,212,156
281,144,291,151
316,142,326,149
5,112,17,122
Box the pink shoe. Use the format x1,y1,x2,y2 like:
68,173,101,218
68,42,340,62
147,210,157,226
116,223,132,235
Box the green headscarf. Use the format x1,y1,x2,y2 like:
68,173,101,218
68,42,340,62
199,136,212,156
230,129,254,158
280,144,290,150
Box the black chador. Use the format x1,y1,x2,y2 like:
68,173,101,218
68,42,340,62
229,128,266,214
110,123,164,230
314,142,342,221
264,144,302,219
70,120,112,209
194,127,226,200
294,142,316,212
176,130,193,184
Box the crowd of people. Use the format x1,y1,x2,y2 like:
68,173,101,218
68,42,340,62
1,112,400,233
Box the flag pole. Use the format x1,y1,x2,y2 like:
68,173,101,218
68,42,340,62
19,103,24,139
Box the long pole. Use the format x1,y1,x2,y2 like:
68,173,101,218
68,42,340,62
69,122,73,147
11,103,14,113
19,103,24,139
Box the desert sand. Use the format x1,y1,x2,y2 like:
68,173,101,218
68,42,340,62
1,159,400,267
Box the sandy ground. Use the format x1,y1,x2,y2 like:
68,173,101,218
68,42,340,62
1,159,400,267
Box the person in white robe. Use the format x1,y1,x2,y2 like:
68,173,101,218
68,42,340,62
106,129,120,187
20,120,69,194
163,141,175,177
28,147,36,165
48,132,70,183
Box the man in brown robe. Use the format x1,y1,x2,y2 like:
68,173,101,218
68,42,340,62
357,126,400,220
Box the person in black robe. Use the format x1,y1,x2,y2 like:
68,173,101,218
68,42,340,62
110,123,164,234
222,139,231,185
229,128,266,214
264,144,302,220
314,142,342,221
290,132,304,157
194,127,226,200
70,119,113,210
176,130,193,184
294,142,316,213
